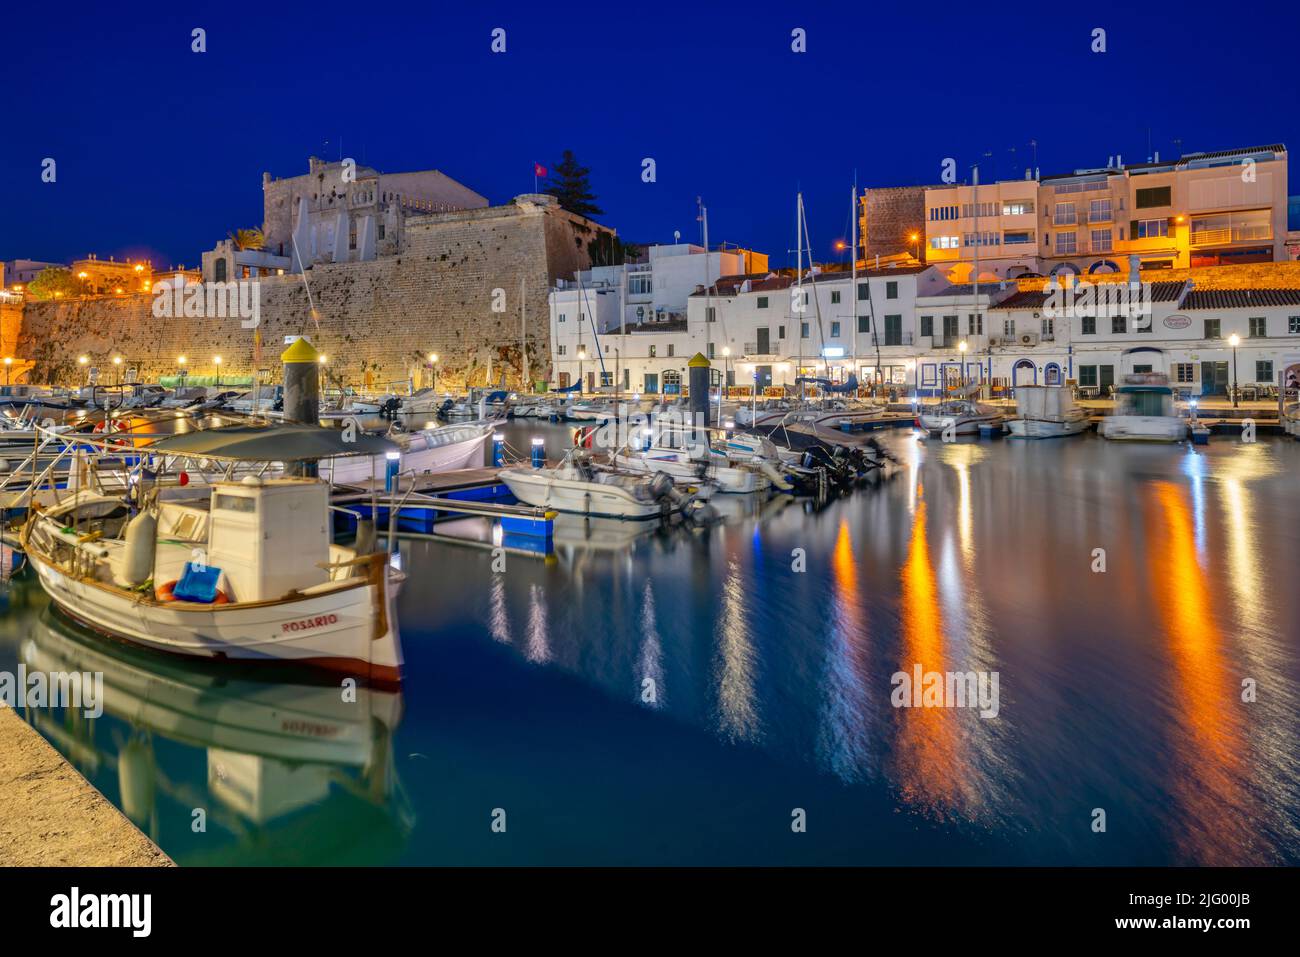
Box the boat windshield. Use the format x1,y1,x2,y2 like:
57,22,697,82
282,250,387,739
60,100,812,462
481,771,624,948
1116,389,1173,417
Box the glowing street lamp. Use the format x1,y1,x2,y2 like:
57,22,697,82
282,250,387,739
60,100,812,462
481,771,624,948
427,352,439,390
213,355,222,387
1228,332,1241,408
3,356,12,388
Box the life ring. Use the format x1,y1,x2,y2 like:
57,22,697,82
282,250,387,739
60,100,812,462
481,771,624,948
156,580,229,604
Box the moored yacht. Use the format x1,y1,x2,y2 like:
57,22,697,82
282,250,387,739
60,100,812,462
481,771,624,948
1007,385,1091,438
499,451,679,519
1097,373,1187,442
917,398,1004,435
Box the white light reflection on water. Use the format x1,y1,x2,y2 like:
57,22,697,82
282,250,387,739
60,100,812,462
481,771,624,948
713,558,760,743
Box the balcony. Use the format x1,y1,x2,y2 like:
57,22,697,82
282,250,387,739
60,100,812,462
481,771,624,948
1189,224,1273,247
1088,209,1114,224
1052,213,1078,226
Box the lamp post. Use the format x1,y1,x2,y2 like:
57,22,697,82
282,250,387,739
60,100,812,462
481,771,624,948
722,346,731,397
910,232,921,263
78,354,89,387
1228,333,1240,408
112,355,123,386
427,353,439,392
958,339,968,390
577,346,587,394
213,355,222,388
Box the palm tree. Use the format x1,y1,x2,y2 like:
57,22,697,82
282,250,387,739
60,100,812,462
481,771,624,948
228,228,267,251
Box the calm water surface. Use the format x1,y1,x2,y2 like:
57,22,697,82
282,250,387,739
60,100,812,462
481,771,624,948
2,426,1297,865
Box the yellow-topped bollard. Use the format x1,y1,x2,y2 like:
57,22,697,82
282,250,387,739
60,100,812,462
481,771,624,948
282,335,321,476
688,351,711,431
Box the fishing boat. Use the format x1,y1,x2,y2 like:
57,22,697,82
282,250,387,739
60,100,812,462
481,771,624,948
1097,373,1187,442
917,398,1004,435
499,451,679,519
321,421,492,485
613,442,772,494
19,423,405,686
1007,385,1091,438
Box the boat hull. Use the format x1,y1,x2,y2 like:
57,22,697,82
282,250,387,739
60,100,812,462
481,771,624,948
1007,416,1091,438
613,451,768,493
27,550,403,687
1097,415,1187,442
918,413,1000,435
499,468,670,519
322,426,489,485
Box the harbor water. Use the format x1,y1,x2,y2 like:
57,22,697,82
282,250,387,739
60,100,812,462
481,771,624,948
2,424,1298,865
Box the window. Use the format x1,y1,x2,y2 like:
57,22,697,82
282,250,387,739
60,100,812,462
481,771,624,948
884,315,902,346
706,306,716,323
857,282,869,301
943,315,959,339
349,226,357,250
214,259,227,281
557,344,566,356
757,296,769,309
600,371,613,387
800,322,809,338
1041,316,1054,337
1135,186,1172,209
930,235,960,249
929,205,959,221
778,325,786,339
1081,315,1096,335
1111,315,1126,334
1136,218,1168,239
1290,316,1300,334
1256,359,1274,382
1173,363,1196,384
648,345,656,358
1004,231,1033,245
1079,365,1098,387
1088,199,1112,222
377,223,385,240
1090,229,1113,252
1003,318,1015,336
668,344,675,357
886,281,898,299
920,315,934,337
830,291,841,304
705,343,713,358
1249,316,1267,338
830,321,841,337
963,231,1000,247
857,315,870,333
1056,231,1078,254
1002,201,1034,216
1054,202,1077,226
960,201,998,218
628,273,652,295
968,313,983,335
1204,318,1221,339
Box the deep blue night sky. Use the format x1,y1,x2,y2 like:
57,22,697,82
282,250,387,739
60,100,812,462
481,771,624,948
5,0,1297,271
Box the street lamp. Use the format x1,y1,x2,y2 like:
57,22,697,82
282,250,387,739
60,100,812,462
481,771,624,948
958,339,968,389
213,355,222,388
722,346,731,395
910,232,921,262
1228,333,1241,408
577,346,587,394
112,355,123,386
427,352,439,391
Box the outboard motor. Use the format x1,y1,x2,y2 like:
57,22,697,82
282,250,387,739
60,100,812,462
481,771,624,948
647,470,675,501
437,398,454,417
379,397,403,421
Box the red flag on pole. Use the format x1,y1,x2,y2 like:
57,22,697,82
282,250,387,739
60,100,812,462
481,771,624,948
534,162,547,178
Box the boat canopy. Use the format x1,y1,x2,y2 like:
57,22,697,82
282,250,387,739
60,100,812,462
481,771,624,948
146,423,398,461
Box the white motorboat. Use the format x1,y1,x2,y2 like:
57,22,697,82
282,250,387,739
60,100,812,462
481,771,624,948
1007,385,1091,438
1098,373,1187,442
735,398,795,427
19,424,406,687
499,452,678,519
613,443,771,494
321,422,492,485
917,399,1004,435
224,385,283,414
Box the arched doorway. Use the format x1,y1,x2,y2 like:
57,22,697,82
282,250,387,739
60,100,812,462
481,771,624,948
1044,362,1062,385
1013,359,1037,386
1088,259,1120,274
1049,262,1080,280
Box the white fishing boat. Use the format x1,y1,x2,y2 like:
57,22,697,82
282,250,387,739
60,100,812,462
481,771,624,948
224,385,282,414
321,421,492,485
499,452,678,519
1007,385,1091,438
917,398,1004,435
735,398,794,427
1098,373,1187,442
19,423,405,687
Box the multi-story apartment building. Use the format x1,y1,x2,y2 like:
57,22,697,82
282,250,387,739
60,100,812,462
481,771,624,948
1,258,65,291
923,177,1041,282
923,144,1289,284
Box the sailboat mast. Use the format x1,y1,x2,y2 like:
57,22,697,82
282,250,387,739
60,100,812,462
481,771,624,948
850,182,858,391
796,192,804,401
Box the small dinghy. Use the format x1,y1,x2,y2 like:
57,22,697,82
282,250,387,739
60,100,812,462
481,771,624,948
499,451,680,519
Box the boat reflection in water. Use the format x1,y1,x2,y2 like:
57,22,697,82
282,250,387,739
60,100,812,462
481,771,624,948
19,609,411,865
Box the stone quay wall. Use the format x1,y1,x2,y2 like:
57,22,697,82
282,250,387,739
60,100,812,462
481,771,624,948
15,198,611,391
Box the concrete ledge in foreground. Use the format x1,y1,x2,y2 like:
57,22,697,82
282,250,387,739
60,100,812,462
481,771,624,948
0,705,173,866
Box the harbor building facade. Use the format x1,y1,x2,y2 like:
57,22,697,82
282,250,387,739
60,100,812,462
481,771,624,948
919,145,1289,284
550,258,1300,399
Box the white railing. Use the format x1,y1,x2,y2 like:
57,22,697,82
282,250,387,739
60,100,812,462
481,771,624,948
1190,224,1273,247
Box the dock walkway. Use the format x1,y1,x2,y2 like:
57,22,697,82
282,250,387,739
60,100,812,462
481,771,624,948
0,705,173,866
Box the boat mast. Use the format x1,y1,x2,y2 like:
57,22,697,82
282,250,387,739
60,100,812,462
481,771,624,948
796,191,804,402
971,165,979,394
850,181,858,393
